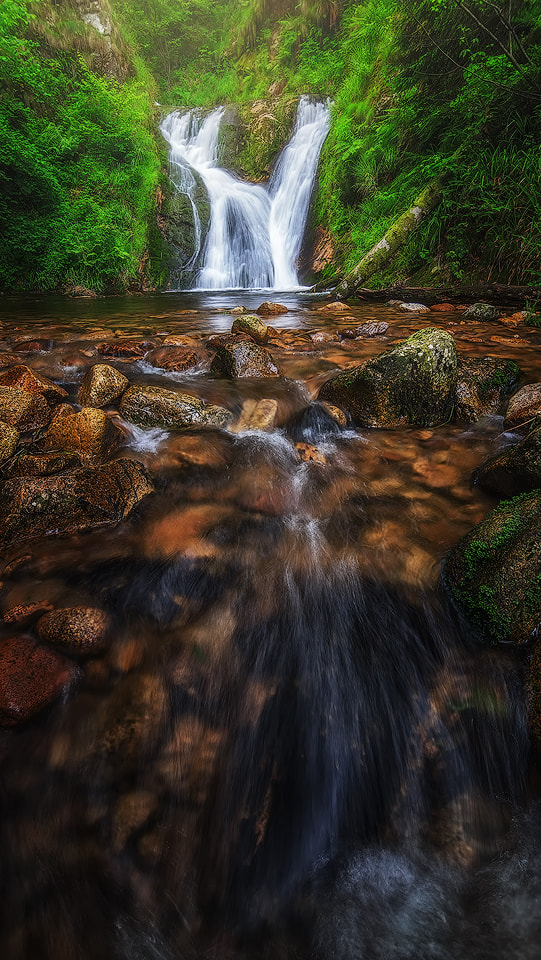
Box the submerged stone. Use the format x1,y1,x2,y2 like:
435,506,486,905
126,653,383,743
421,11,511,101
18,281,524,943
145,346,200,372
474,421,541,497
0,635,78,726
0,458,154,546
318,327,458,428
442,489,541,645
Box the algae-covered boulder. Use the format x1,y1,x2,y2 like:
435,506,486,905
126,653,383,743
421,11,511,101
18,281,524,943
441,489,541,645
211,340,280,379
474,421,541,497
463,303,502,321
454,357,521,423
120,384,231,428
231,314,268,344
318,328,457,428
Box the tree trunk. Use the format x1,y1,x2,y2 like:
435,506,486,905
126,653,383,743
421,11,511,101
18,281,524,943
352,283,541,307
333,179,444,300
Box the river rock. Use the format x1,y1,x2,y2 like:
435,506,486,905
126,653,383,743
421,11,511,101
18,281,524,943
39,406,124,461
0,458,154,546
256,302,288,316
0,421,19,462
0,635,78,726
37,606,111,658
399,302,431,313
231,314,269,344
120,384,230,428
96,340,156,360
441,488,541,644
318,328,457,428
454,357,521,423
2,451,82,479
355,322,389,337
474,421,541,498
0,364,69,403
504,383,541,432
0,386,51,431
211,340,279,379
78,364,130,407
317,302,351,314
144,346,199,372
463,303,502,321
233,398,278,432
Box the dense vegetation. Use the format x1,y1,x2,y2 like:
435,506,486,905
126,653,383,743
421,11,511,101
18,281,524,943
1,0,540,291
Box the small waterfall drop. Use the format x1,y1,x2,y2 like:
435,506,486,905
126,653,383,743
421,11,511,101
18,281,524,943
160,96,330,290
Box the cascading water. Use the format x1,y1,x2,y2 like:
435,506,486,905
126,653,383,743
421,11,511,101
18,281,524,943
160,96,330,290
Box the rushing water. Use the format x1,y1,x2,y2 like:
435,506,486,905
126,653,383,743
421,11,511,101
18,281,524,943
0,292,540,959
160,98,331,290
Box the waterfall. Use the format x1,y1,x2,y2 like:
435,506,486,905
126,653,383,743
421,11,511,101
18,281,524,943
160,96,330,291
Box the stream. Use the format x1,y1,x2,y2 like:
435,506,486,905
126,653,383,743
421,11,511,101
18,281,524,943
0,290,540,958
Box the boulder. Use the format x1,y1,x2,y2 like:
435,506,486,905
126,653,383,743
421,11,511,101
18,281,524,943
144,347,199,372
0,635,78,726
0,386,51,431
463,303,502,321
256,302,288,316
78,364,130,407
441,489,541,645
355,322,389,337
0,458,154,546
454,357,521,423
211,340,280,379
474,421,541,498
0,364,68,403
399,302,430,313
0,421,19,462
504,383,541,432
231,314,268,344
37,606,111,658
318,328,457,428
120,384,230,429
39,406,124,461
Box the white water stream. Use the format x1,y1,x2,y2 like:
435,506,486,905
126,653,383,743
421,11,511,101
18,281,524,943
160,96,330,290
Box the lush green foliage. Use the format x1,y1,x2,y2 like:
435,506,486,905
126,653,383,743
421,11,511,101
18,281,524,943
0,0,161,291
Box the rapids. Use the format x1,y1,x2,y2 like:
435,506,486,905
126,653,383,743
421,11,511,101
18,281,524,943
0,292,540,959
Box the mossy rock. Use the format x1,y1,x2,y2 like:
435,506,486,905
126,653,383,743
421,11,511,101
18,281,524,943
220,98,299,181
441,489,541,644
318,327,457,428
454,357,521,423
162,166,211,288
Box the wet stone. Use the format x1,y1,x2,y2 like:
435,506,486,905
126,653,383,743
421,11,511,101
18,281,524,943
504,383,541,432
0,635,78,726
39,406,124,461
145,346,200,372
233,398,278,433
0,421,20,462
454,357,521,424
0,458,154,547
36,606,111,658
463,303,502,321
256,301,289,316
120,384,227,429
2,601,54,625
78,363,130,408
211,340,280,379
96,340,157,359
355,322,389,337
0,386,51,432
0,364,69,403
317,301,352,314
2,451,82,479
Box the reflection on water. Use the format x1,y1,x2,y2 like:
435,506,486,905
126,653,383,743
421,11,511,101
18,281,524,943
0,292,540,958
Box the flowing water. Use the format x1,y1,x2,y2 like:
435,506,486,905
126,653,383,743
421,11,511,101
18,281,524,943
0,291,540,959
160,98,331,290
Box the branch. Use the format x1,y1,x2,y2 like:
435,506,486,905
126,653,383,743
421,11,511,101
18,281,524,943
457,0,525,72
480,0,532,65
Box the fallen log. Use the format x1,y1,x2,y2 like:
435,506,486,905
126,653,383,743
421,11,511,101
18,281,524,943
333,179,444,299
353,283,541,308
